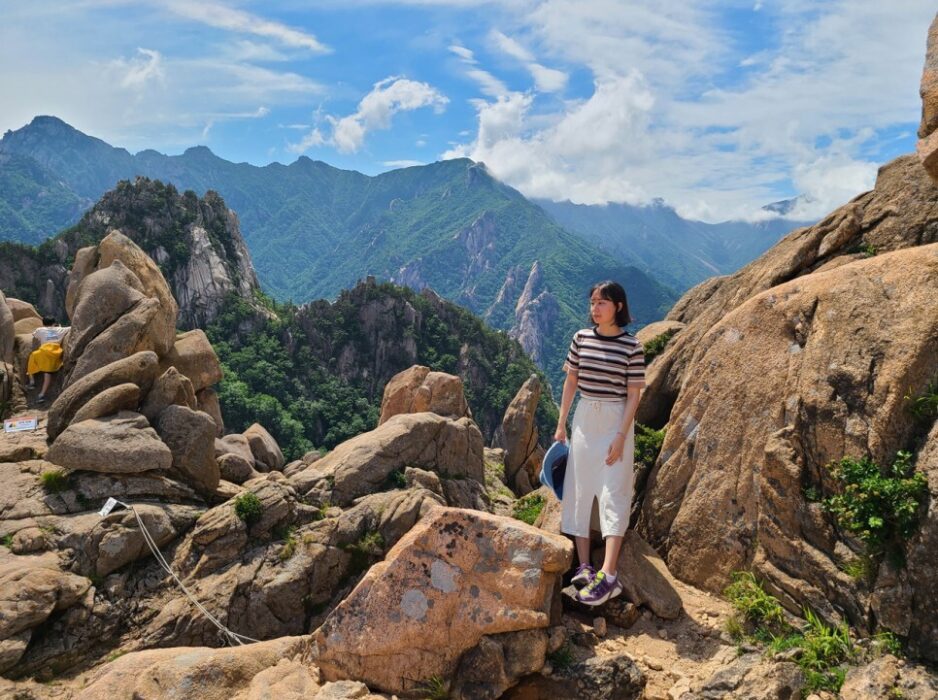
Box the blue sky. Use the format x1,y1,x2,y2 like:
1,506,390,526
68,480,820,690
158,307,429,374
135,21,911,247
1,0,934,221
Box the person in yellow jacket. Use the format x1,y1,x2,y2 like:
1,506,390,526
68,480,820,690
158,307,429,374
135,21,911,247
27,318,70,403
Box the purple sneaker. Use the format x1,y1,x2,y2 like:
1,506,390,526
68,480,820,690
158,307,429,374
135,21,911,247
571,563,596,589
575,570,623,606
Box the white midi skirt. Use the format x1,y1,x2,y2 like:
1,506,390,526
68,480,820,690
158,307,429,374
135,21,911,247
560,396,635,538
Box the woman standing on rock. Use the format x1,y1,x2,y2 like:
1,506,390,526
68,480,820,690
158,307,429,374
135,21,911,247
553,280,645,606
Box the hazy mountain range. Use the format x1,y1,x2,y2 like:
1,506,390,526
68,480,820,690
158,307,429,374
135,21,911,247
0,115,809,384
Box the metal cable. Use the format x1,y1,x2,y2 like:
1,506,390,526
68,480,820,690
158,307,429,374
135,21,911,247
114,500,262,646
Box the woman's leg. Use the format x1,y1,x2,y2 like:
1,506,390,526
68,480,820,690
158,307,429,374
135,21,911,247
600,535,623,577
39,372,52,398
575,535,591,566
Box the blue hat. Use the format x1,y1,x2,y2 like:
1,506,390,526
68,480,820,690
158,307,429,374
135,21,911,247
540,441,568,500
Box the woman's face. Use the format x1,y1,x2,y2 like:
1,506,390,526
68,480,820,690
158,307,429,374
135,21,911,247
590,291,620,326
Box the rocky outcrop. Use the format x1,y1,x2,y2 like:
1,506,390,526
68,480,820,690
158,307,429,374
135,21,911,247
0,178,263,330
493,374,544,495
638,154,938,429
378,365,471,425
0,550,92,674
639,244,938,642
309,507,573,697
918,13,938,181
75,636,311,700
291,412,484,506
244,423,285,472
510,261,561,366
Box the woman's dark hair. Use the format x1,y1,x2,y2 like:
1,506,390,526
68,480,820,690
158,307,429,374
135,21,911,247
42,316,57,326
589,280,633,326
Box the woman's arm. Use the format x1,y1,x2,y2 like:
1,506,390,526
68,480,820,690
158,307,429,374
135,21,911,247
605,388,642,465
553,369,578,443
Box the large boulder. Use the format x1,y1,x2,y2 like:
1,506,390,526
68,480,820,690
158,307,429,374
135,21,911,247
505,653,645,700
638,155,938,429
378,365,471,425
64,260,147,366
639,244,938,632
5,297,41,323
292,412,484,506
47,411,173,474
159,329,223,393
68,296,164,383
75,637,311,700
47,350,160,440
70,383,141,424
140,366,197,422
492,374,544,495
95,230,179,356
309,507,572,696
594,531,683,620
156,405,220,492
244,423,285,472
197,387,224,437
0,290,14,364
0,550,91,674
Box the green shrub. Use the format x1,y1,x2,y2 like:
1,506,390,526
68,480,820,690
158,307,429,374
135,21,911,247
40,469,69,494
1,533,12,548
417,675,449,700
547,643,575,671
512,493,546,525
724,571,788,637
823,451,928,560
871,631,904,658
643,329,677,363
276,525,298,561
634,423,665,471
343,530,386,576
386,468,408,489
840,555,877,584
234,492,264,525
725,571,856,693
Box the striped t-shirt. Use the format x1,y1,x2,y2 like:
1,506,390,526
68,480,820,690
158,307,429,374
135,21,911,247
562,327,646,399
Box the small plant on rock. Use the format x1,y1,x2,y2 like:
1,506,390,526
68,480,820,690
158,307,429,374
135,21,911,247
234,492,264,525
40,469,69,494
417,675,449,700
643,329,677,363
904,378,938,424
823,451,928,563
547,643,575,672
635,423,665,471
1,533,12,548
724,571,788,640
512,492,545,525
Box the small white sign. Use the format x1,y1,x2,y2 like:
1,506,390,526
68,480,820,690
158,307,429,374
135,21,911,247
99,497,119,517
4,417,38,432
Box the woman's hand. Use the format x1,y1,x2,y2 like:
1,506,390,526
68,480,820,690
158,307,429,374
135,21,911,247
605,432,626,465
554,423,567,444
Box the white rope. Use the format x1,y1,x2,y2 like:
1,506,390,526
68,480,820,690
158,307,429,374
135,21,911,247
114,500,262,646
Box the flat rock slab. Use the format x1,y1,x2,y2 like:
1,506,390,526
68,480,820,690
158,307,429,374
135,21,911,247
47,411,172,474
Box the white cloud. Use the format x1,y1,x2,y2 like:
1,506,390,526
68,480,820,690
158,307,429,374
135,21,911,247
490,30,568,93
290,77,448,154
287,127,326,153
164,1,330,53
441,0,935,221
450,44,509,97
111,48,165,89
382,159,425,168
